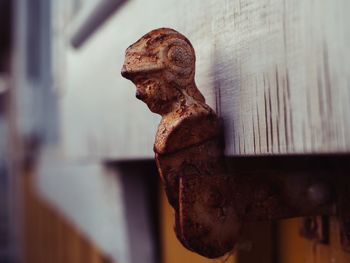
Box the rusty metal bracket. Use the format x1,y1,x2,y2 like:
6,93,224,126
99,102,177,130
121,28,350,258
300,216,330,244
338,180,350,252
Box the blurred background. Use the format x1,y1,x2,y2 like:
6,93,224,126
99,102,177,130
2,1,163,262
1,0,350,263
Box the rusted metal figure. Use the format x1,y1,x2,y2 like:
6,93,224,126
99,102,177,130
121,28,240,258
121,28,347,258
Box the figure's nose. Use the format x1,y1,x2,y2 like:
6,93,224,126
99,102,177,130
121,64,132,79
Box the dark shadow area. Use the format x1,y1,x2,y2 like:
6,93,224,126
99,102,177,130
226,154,350,173
0,0,11,72
106,160,161,263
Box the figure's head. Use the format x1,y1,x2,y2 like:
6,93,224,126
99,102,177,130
121,28,204,114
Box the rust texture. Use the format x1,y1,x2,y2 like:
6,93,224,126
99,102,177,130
121,28,345,258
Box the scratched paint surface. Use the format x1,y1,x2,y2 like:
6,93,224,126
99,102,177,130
209,0,350,155
60,0,350,160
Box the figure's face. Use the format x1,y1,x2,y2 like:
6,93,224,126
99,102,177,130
121,28,198,113
130,73,180,114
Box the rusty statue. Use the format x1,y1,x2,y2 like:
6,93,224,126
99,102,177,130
121,28,350,257
121,28,240,258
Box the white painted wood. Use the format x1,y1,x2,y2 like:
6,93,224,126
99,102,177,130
59,0,350,160
36,148,157,263
36,150,131,263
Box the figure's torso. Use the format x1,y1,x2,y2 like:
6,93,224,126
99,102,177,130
154,99,221,155
154,98,224,208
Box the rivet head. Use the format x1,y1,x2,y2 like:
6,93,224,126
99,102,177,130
206,189,224,207
307,182,332,206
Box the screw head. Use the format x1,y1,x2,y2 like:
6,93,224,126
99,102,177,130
307,182,332,206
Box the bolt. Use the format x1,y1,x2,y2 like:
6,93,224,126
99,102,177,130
307,182,332,206
207,189,224,207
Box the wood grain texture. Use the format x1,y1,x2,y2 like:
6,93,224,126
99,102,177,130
60,0,350,160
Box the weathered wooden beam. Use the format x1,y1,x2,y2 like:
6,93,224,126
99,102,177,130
61,0,350,160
